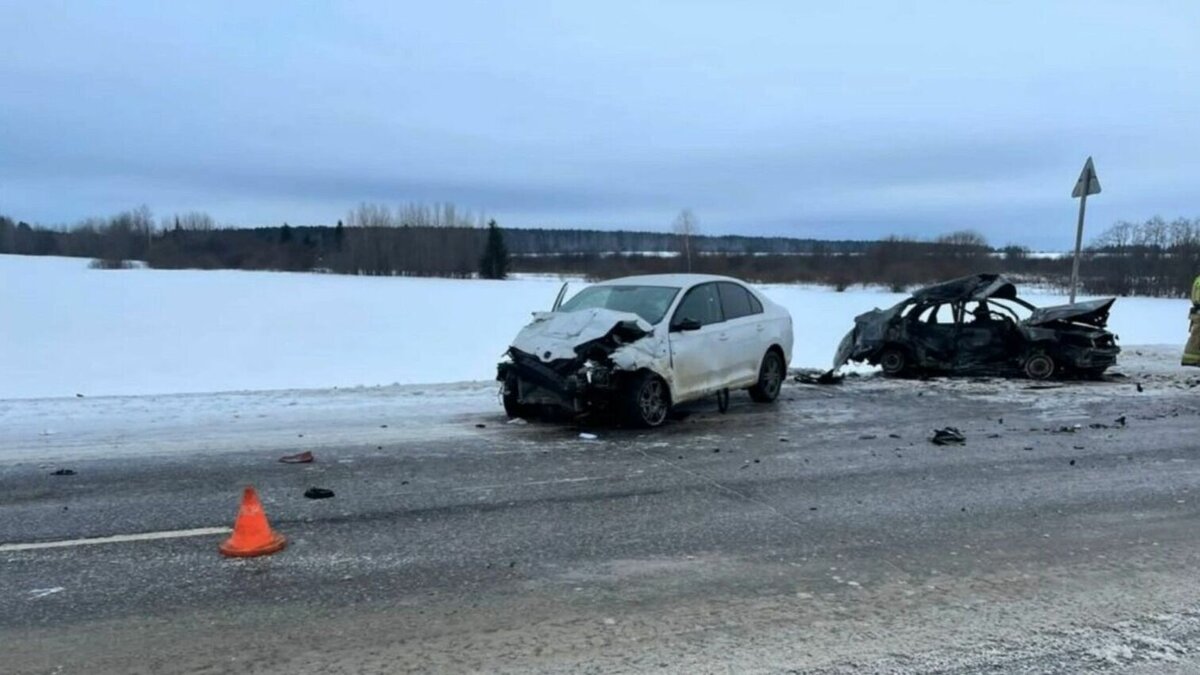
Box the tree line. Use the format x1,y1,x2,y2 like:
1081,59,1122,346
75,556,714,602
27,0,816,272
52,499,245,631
2,206,1198,297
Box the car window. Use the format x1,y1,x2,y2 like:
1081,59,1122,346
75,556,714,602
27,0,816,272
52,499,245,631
918,303,954,325
557,285,681,324
672,283,724,327
717,282,758,320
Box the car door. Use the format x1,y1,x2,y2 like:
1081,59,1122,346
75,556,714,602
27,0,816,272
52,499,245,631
904,302,957,369
668,283,727,401
955,300,1016,371
717,282,763,386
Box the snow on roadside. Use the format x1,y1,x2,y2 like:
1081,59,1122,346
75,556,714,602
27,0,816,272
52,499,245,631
1,254,1190,400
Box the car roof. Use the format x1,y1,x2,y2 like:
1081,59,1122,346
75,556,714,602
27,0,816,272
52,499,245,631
592,274,749,288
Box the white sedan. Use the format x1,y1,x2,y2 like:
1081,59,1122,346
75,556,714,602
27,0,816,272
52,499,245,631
496,274,794,427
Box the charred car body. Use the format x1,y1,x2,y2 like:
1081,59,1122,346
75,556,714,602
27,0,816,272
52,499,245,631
497,274,793,427
833,274,1119,379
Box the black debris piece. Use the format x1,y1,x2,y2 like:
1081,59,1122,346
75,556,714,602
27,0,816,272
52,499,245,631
794,369,844,385
475,423,486,428
1136,383,1144,393
888,433,902,439
987,433,1002,439
75,393,84,398
304,487,335,499
859,434,878,440
1115,415,1127,427
713,448,721,453
930,427,966,446
1069,459,1076,466
50,468,76,476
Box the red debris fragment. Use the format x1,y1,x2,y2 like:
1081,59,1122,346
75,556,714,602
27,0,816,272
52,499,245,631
279,451,314,464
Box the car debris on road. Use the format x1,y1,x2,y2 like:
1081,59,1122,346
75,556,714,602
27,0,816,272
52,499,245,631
930,427,967,445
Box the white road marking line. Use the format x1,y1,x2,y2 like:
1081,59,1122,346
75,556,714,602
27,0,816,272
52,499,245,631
0,527,231,552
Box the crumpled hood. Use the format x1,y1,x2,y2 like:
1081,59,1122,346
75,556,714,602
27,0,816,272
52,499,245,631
510,308,653,362
1025,298,1115,327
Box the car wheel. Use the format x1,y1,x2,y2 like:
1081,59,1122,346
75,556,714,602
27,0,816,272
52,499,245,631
501,378,535,419
878,347,910,377
1023,352,1056,380
623,372,670,428
749,350,785,403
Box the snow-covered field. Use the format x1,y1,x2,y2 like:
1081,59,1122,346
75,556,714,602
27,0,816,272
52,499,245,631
1,254,1189,400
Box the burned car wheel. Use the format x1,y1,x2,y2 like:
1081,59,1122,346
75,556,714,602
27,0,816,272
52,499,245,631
878,347,910,377
748,350,785,403
1023,352,1056,380
623,372,670,428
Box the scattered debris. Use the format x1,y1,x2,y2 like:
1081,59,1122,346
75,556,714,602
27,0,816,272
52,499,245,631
859,434,878,440
279,451,314,464
1070,459,1077,466
29,587,64,599
779,437,790,443
507,418,529,426
987,433,1002,439
1136,383,1145,393
475,423,486,429
712,448,721,453
579,432,598,441
794,369,843,385
888,433,902,439
1115,415,1127,427
49,468,76,476
303,487,335,499
75,393,84,398
930,427,966,446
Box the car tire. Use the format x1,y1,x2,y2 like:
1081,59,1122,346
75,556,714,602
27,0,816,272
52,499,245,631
748,350,785,403
878,347,910,377
501,378,535,419
623,372,671,428
1023,352,1056,380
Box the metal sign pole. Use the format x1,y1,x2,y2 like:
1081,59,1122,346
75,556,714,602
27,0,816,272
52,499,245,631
1068,157,1101,304
1069,188,1088,304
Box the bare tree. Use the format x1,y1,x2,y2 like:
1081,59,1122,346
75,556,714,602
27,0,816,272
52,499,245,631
672,208,699,272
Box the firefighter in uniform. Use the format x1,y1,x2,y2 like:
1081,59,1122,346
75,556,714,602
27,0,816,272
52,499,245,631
1184,274,1200,367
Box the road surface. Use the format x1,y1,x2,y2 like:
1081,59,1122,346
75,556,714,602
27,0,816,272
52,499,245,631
3,347,1200,673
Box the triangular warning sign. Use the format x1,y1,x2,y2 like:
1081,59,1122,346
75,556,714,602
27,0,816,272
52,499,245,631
1072,157,1101,198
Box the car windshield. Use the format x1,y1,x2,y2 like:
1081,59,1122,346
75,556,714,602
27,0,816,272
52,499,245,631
558,285,680,324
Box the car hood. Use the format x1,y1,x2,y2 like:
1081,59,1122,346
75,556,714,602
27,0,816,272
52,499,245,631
510,308,653,362
1025,298,1115,328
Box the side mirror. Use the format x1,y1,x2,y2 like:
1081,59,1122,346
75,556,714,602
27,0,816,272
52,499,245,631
672,318,703,332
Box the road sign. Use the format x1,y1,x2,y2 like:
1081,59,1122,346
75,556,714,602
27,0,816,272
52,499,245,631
1068,157,1101,303
1072,156,1101,198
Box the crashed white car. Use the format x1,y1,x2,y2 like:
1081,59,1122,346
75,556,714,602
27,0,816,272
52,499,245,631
496,274,794,427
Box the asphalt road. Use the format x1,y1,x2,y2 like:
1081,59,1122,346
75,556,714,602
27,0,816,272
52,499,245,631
4,353,1200,673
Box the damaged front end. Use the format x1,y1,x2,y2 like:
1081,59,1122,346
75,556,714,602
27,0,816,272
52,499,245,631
497,308,667,416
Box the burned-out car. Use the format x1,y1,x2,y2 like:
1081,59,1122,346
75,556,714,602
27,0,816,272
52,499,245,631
497,274,794,427
833,274,1119,379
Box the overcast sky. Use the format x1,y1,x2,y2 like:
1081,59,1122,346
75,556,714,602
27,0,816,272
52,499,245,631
1,1,1197,248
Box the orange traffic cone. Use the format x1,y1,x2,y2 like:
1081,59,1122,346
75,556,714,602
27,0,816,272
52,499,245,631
219,486,287,557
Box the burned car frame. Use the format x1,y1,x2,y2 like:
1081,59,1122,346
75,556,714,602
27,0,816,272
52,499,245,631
497,275,794,427
833,274,1120,379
